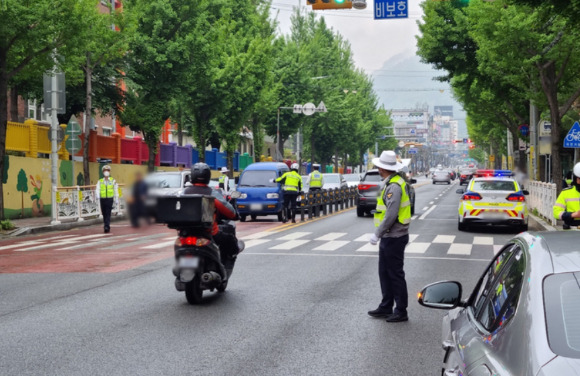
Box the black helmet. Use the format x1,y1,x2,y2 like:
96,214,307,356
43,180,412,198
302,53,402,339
191,163,211,185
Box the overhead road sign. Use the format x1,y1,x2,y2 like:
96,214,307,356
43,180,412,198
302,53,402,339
564,122,580,148
308,0,353,10
375,0,408,19
408,149,417,154
316,101,328,113
302,103,316,116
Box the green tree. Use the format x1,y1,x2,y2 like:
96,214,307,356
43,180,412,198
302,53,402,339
0,0,93,218
16,168,28,217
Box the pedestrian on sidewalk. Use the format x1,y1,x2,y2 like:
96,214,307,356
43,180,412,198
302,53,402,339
367,151,411,323
95,165,118,233
129,170,148,228
553,162,580,230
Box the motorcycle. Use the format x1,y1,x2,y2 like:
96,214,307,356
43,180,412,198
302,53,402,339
156,191,244,304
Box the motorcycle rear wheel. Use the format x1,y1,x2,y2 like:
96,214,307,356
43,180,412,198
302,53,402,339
185,275,203,304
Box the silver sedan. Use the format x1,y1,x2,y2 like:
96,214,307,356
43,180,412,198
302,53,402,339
418,232,580,375
432,170,451,184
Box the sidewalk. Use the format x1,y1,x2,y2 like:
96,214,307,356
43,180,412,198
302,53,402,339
0,214,127,239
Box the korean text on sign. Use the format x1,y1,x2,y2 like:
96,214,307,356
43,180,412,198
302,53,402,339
375,0,408,19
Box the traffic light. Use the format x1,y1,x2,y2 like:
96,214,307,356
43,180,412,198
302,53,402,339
308,0,353,10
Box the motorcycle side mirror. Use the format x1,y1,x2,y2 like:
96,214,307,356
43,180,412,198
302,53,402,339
230,191,241,199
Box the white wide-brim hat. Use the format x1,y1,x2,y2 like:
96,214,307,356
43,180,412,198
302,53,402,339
372,151,403,171
221,167,229,173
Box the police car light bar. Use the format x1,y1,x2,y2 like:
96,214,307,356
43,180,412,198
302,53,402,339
474,169,514,177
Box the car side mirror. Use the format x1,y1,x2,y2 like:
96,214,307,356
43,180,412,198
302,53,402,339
410,179,417,185
522,190,529,195
230,191,241,199
456,189,465,194
418,281,464,310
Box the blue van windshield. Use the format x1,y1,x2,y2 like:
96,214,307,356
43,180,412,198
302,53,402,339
239,170,278,187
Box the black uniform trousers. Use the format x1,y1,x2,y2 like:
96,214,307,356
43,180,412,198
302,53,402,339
283,191,299,221
378,234,409,314
100,198,114,232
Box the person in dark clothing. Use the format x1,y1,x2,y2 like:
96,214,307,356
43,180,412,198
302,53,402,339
183,163,240,277
130,171,148,228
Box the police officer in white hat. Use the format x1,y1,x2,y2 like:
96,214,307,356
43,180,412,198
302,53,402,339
367,150,412,322
219,167,230,195
95,165,118,233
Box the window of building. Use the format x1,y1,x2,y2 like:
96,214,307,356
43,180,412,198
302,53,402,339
102,127,112,137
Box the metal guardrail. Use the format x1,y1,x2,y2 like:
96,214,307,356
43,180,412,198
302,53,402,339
527,180,557,226
55,185,127,222
296,187,358,221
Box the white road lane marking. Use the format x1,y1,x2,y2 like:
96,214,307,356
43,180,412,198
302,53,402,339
447,244,472,255
354,233,374,242
313,240,350,251
493,245,503,255
429,201,434,205
141,240,176,249
244,239,271,249
422,206,429,211
315,232,347,241
277,232,312,241
419,205,437,220
411,216,418,220
240,231,274,240
241,252,490,262
270,239,310,250
473,236,494,245
0,234,79,251
405,242,430,254
433,235,455,244
15,234,110,252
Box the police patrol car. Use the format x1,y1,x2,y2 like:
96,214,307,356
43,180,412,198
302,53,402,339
456,170,529,232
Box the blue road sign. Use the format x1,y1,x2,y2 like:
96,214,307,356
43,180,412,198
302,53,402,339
375,0,408,20
463,138,468,143
564,122,580,148
363,153,368,164
410,129,416,134
408,149,417,154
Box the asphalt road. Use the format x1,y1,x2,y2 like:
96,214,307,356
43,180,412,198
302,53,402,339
0,178,543,376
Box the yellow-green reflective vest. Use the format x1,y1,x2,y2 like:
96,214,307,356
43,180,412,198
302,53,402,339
219,175,226,183
277,171,301,192
309,171,323,188
553,186,580,224
99,178,115,199
374,174,411,227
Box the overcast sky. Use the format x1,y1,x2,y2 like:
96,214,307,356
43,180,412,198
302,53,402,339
270,0,425,73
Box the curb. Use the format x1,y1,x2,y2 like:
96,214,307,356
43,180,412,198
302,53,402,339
1,215,128,239
529,213,557,232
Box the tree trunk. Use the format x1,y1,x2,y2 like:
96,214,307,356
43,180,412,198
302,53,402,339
0,57,8,219
83,54,92,185
278,136,285,161
227,150,234,177
538,62,562,191
198,120,206,163
9,85,18,122
147,137,156,173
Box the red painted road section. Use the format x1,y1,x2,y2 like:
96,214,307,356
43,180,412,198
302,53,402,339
0,219,283,274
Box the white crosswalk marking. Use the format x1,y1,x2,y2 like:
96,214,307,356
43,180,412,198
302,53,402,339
244,239,271,249
141,240,176,250
315,232,346,241
493,245,503,255
354,233,374,242
448,244,472,255
409,234,418,243
0,241,42,251
473,236,494,245
355,243,378,252
406,242,430,254
240,231,275,240
433,235,455,244
270,239,310,250
277,232,312,241
313,241,350,251
15,234,110,252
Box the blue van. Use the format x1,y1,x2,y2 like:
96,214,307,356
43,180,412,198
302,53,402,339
236,162,289,222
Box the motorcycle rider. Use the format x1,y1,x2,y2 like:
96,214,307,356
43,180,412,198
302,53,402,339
183,163,240,277
275,163,303,223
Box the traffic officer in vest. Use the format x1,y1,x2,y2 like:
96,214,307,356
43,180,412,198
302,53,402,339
308,164,324,192
219,167,230,195
368,150,411,323
275,163,302,223
554,162,580,229
95,165,118,233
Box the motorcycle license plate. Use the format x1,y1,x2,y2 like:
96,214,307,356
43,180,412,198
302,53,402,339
250,204,262,211
178,257,199,268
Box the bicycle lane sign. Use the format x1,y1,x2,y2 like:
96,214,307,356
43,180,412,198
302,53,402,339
564,121,580,148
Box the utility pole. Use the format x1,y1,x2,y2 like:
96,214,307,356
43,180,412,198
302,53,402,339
49,69,61,225
530,101,539,180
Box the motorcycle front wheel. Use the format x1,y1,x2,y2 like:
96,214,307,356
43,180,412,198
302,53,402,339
185,275,203,304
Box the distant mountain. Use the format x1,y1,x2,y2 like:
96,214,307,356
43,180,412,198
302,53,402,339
371,52,467,137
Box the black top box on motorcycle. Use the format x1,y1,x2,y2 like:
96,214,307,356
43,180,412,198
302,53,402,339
156,194,215,228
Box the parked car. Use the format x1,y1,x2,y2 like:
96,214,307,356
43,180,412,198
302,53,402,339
322,173,348,190
418,231,580,376
356,169,415,217
235,162,289,222
342,173,361,188
432,170,451,184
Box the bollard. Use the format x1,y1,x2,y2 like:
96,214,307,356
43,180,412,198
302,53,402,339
335,189,340,212
328,190,333,214
308,192,314,220
322,190,328,216
300,193,306,222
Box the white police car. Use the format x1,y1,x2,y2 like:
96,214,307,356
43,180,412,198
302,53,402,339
456,170,529,232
